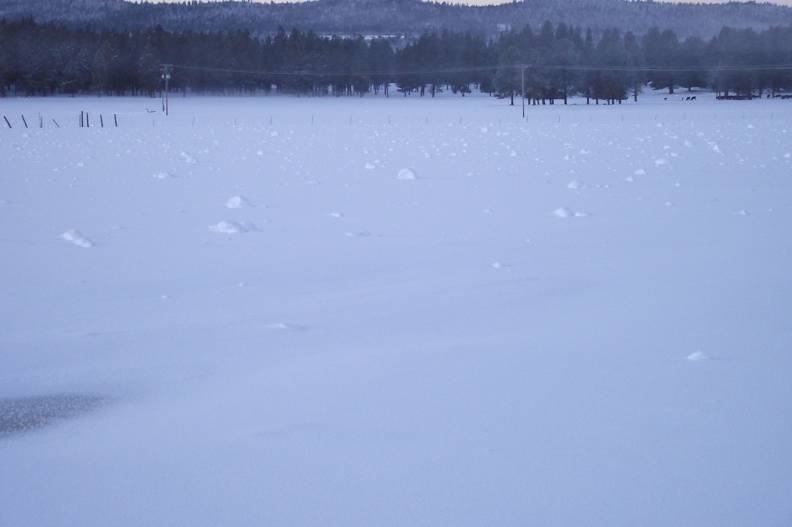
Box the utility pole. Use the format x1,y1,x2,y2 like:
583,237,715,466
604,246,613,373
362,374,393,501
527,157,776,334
521,66,526,118
160,64,173,116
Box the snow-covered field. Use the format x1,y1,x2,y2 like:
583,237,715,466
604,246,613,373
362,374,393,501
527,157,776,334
2,93,791,526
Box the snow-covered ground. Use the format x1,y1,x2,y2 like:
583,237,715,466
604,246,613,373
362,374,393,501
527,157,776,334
1,92,791,526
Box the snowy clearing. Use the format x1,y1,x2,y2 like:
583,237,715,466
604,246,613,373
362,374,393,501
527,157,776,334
1,93,792,526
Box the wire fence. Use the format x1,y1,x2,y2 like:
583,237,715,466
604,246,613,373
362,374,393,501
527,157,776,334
2,111,120,130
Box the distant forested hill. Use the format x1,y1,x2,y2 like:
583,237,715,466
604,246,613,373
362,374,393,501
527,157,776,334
1,0,792,39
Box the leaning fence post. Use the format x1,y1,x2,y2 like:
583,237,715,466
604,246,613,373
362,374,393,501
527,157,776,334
52,118,60,128
3,116,11,128
100,114,104,128
114,114,118,127
39,114,43,128
21,114,28,128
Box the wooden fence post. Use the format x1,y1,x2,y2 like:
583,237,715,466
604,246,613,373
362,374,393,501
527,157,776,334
3,116,11,128
21,115,28,128
114,114,118,127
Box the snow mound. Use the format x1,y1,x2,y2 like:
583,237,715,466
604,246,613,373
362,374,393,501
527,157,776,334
152,171,175,179
634,168,646,176
365,162,376,170
567,180,582,190
686,350,709,362
396,168,416,180
61,229,93,248
225,195,251,209
208,220,257,234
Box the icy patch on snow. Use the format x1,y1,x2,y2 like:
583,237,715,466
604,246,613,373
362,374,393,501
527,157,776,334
208,220,257,234
553,207,571,218
61,229,93,248
225,196,251,209
396,168,416,180
553,207,588,219
344,230,372,238
686,350,709,362
264,322,309,332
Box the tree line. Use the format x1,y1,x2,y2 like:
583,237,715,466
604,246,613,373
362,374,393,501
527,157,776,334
5,0,792,41
1,18,792,103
